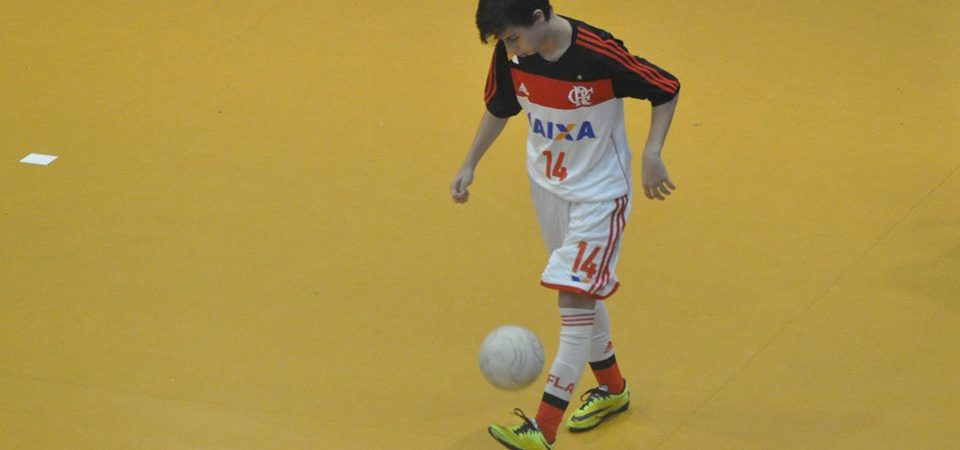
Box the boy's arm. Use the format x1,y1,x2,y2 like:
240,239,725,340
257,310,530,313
450,110,510,203
641,92,679,200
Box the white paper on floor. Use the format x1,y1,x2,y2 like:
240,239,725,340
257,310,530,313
20,153,59,166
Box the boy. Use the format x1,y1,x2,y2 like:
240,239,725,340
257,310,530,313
450,1,680,448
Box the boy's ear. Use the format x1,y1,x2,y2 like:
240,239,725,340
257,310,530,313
532,9,546,23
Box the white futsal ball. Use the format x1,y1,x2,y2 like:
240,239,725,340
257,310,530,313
479,325,545,390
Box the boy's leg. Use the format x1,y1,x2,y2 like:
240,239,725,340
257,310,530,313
566,299,631,432
588,301,625,393
534,291,596,444
488,291,595,449
489,186,628,447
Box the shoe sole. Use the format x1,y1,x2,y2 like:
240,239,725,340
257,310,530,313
488,428,526,450
567,401,630,433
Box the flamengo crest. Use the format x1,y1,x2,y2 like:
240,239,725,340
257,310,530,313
568,85,594,107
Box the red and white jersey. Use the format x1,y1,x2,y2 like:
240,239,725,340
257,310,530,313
484,17,680,202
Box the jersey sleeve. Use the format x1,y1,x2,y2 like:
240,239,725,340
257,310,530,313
612,53,680,106
483,42,522,118
577,28,680,106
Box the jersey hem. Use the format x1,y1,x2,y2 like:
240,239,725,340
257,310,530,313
527,175,630,203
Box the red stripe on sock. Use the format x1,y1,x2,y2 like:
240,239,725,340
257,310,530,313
562,312,596,328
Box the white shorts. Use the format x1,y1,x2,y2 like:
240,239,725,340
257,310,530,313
530,180,631,300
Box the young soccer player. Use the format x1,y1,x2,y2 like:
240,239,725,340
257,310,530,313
451,1,680,448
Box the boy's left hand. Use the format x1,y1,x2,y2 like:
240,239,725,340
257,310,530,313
450,166,475,203
641,153,676,201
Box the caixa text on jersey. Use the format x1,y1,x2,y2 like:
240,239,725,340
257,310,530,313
526,113,597,142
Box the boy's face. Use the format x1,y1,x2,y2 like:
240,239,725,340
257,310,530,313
498,10,548,57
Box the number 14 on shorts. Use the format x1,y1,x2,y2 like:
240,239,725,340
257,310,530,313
572,241,601,281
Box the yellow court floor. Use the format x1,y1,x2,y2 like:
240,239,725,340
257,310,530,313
2,1,958,449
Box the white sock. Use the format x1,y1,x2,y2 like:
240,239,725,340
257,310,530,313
589,301,615,363
543,307,596,402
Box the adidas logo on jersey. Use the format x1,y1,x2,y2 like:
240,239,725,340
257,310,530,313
517,83,530,97
527,113,597,142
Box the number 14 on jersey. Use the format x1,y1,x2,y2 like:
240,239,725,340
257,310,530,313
542,150,568,181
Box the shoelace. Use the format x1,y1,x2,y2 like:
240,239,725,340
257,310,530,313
579,387,612,408
511,408,540,434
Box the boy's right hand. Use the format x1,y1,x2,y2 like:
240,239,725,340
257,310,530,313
450,167,474,203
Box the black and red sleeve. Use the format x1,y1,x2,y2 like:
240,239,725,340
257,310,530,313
575,27,680,106
483,42,522,118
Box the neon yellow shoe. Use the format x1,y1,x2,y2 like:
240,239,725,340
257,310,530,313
566,381,631,432
488,409,554,450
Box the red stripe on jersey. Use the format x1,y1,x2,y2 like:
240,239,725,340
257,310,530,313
576,37,678,95
484,51,497,103
577,29,679,90
576,30,679,94
510,68,615,110
577,38,677,95
578,30,679,93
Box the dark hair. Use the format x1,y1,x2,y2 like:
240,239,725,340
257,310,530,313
476,0,552,44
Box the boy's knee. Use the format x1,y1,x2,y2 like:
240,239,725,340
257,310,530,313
558,291,596,309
